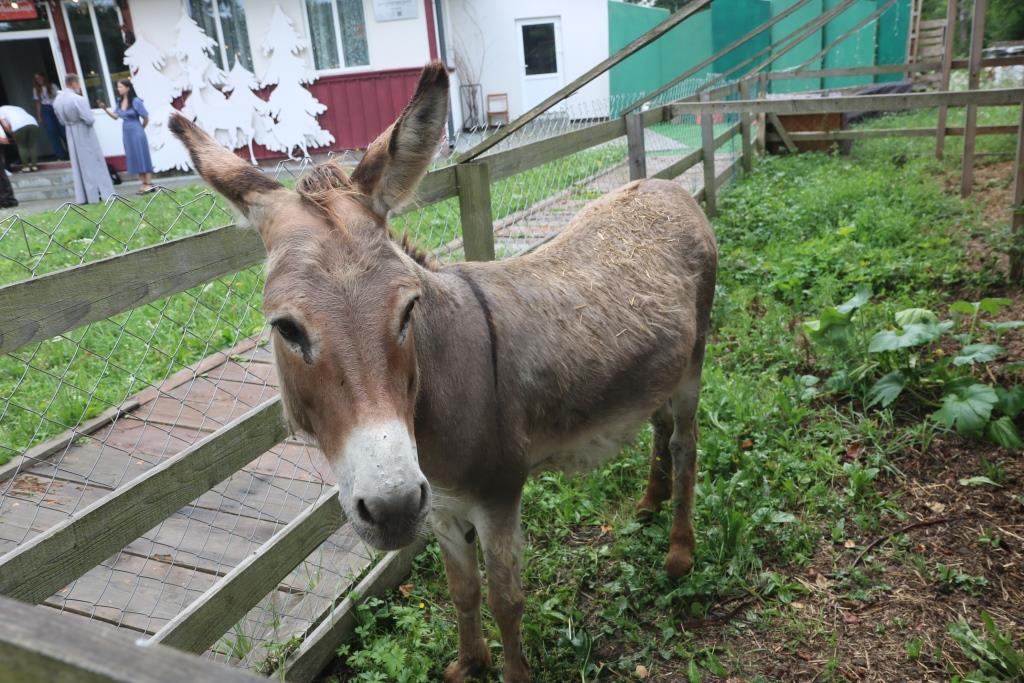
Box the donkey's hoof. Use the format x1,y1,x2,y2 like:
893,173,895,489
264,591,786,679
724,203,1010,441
443,651,492,683
665,547,694,580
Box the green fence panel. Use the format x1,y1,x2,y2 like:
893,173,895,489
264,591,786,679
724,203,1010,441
770,0,825,93
608,1,712,115
824,0,879,88
875,0,910,82
712,0,773,78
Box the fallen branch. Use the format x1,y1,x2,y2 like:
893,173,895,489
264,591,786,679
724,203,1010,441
852,517,954,567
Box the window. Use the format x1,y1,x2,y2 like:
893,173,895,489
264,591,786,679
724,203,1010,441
63,0,129,108
185,0,252,71
522,23,557,76
305,0,369,71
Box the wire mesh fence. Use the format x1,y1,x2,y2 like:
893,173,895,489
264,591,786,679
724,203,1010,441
0,72,746,676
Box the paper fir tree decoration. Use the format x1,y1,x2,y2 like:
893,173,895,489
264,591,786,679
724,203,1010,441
222,59,276,165
260,4,335,159
174,14,236,149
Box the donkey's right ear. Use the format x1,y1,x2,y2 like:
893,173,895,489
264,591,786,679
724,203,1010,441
169,113,287,220
350,62,449,218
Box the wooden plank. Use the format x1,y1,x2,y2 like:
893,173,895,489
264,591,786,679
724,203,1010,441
768,113,798,154
620,0,815,116
151,490,344,654
454,0,713,163
714,122,741,150
700,93,716,217
0,398,288,605
768,125,1018,141
1011,104,1024,283
740,80,753,174
625,113,647,181
935,0,958,160
44,551,220,634
480,118,625,182
1,594,264,683
283,540,427,683
768,61,941,81
0,225,264,356
952,55,1024,69
699,0,859,96
668,88,1024,116
651,148,703,181
395,165,457,215
961,0,987,198
795,0,902,73
757,72,768,153
456,162,495,262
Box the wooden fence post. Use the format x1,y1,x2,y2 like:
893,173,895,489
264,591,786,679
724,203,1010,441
625,112,647,181
757,72,768,153
934,0,957,160
739,78,753,174
1011,103,1024,282
456,162,495,261
700,91,717,217
960,0,986,198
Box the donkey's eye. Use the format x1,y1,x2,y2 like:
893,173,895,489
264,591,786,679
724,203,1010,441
398,296,419,344
272,317,307,348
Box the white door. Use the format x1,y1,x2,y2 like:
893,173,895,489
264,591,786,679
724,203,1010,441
516,17,564,112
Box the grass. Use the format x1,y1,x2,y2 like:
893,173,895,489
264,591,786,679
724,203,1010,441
319,130,1022,681
0,143,629,465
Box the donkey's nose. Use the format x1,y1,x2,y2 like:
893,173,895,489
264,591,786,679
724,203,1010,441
355,480,430,527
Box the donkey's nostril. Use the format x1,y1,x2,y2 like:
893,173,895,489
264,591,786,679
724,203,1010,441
417,482,430,514
356,498,374,525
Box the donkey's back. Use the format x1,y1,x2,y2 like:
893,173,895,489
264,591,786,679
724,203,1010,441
463,178,716,474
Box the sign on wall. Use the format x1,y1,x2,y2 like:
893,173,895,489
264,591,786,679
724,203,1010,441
373,0,417,22
0,1,39,21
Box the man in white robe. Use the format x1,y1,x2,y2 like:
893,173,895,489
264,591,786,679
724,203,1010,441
53,74,113,204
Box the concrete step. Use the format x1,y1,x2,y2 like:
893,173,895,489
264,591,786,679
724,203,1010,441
7,172,75,201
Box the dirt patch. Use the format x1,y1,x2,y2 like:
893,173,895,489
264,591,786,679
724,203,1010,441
581,437,1022,682
954,160,1017,282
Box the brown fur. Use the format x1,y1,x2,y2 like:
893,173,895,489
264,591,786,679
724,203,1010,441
170,61,716,683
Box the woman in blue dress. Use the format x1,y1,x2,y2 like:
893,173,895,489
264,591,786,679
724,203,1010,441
99,80,155,194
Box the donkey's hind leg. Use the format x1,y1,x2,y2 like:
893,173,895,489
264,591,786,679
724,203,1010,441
666,367,702,579
637,405,673,517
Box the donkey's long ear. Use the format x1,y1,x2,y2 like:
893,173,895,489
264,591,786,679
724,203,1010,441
350,62,449,217
169,112,287,220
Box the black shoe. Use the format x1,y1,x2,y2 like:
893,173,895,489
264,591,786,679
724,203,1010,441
0,201,18,208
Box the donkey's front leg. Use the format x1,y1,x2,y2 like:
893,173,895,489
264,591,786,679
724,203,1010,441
433,512,492,682
479,503,530,682
666,373,702,579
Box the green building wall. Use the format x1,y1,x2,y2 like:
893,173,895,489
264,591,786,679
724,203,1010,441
607,0,911,106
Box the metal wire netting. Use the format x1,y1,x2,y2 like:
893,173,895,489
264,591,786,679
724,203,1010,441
0,73,743,675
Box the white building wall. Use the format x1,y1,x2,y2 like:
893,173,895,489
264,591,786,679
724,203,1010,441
445,0,610,124
128,0,432,78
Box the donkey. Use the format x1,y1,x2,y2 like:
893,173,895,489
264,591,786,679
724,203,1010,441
170,61,716,682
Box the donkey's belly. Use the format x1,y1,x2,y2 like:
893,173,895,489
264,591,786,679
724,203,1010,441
528,409,651,475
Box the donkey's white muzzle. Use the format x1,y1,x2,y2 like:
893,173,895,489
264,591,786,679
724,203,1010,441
335,420,430,550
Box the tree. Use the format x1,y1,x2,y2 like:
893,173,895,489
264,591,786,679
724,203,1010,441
123,36,191,172
221,59,275,165
259,5,335,160
174,14,236,149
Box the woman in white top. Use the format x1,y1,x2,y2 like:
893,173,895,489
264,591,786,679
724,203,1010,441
33,73,68,160
0,105,41,172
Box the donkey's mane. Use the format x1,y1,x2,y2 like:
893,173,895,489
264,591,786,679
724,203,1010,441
297,161,437,271
392,230,437,270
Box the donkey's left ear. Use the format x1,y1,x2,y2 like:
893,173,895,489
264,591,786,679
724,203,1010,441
351,62,449,217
